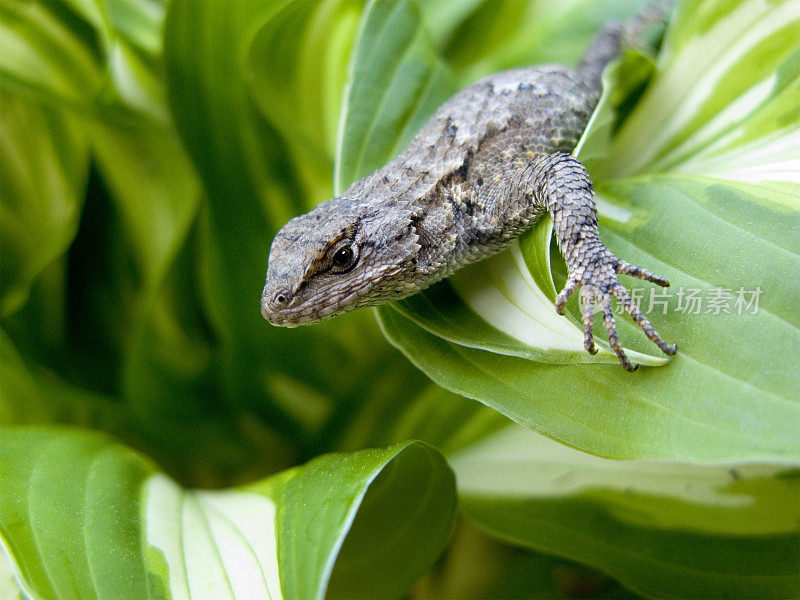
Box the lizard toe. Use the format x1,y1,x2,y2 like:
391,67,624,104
616,260,670,287
555,278,579,316
580,288,598,354
599,293,637,371
612,286,677,356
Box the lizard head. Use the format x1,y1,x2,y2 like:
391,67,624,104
261,194,425,326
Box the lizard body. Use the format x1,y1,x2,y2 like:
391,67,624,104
261,8,677,371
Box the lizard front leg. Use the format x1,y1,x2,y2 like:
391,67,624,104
528,152,677,370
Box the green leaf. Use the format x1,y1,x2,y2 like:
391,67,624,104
0,0,103,108
0,329,128,434
278,442,456,599
104,0,165,56
450,424,800,598
377,290,800,463
600,0,800,181
421,0,646,80
334,0,456,192
164,0,319,332
411,518,644,600
375,0,800,461
0,88,89,317
247,0,362,171
90,118,200,287
0,427,456,600
0,428,152,600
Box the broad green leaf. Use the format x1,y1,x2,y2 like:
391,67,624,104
0,88,89,317
278,442,456,600
375,0,800,461
327,370,799,599
0,428,152,600
0,427,456,600
451,424,800,598
334,0,456,192
377,289,799,463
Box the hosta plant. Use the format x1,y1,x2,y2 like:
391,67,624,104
1,0,798,598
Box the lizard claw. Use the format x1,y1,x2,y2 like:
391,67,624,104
556,255,677,370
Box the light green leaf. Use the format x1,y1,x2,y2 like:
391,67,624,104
0,88,89,317
451,424,800,598
276,442,456,600
0,427,456,600
375,0,800,461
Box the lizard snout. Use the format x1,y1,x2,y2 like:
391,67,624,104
260,286,295,324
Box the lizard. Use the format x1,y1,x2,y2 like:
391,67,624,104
260,2,677,371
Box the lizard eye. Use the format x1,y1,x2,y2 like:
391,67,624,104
330,244,358,273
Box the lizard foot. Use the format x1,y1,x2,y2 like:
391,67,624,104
554,255,677,371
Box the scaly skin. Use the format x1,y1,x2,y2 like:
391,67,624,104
261,9,677,371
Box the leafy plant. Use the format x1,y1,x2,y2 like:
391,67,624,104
1,0,798,598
